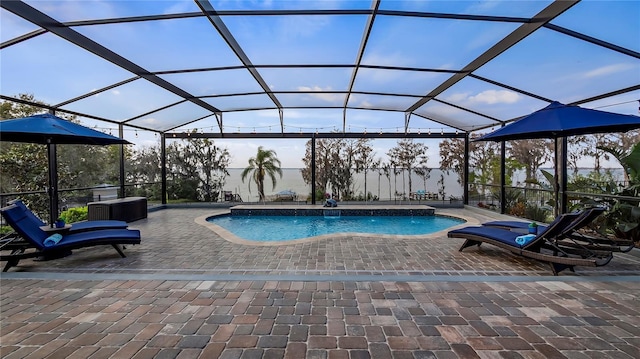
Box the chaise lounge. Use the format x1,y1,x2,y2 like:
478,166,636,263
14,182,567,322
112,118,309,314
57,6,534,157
448,213,613,275
10,199,129,233
0,203,141,272
1,199,131,256
482,207,634,253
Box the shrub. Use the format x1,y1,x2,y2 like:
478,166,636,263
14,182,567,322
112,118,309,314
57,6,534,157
0,225,13,235
508,202,526,217
59,206,88,223
525,204,551,223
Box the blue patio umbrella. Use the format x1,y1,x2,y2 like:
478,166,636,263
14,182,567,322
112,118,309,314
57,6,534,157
476,101,640,142
0,113,130,226
474,101,640,214
0,113,130,145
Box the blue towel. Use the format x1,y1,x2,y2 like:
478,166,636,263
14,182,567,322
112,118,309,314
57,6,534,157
515,234,536,246
44,233,63,247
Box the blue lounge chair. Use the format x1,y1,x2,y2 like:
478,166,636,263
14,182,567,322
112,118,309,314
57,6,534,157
10,199,128,233
0,203,141,272
448,213,613,275
482,207,634,253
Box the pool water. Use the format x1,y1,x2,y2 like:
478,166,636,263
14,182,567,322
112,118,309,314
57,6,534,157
207,215,465,242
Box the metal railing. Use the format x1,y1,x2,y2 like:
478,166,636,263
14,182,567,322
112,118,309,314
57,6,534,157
468,181,638,224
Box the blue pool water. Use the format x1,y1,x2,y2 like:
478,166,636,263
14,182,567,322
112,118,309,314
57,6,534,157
207,215,465,242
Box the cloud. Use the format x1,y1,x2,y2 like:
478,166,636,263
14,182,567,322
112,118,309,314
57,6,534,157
36,1,118,21
139,117,159,125
278,14,332,39
583,63,634,78
362,52,413,67
468,90,519,104
444,89,519,105
163,0,195,15
347,94,374,108
111,90,121,96
297,86,342,102
444,92,470,103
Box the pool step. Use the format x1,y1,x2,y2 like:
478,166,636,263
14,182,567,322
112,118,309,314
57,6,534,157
323,209,341,218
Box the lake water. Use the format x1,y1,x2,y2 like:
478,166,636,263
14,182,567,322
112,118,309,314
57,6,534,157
222,168,464,202
221,167,625,202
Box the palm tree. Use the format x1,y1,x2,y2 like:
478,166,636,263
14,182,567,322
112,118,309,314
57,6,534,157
241,146,283,202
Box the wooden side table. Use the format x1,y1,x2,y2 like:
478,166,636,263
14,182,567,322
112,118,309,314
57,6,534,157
39,225,71,235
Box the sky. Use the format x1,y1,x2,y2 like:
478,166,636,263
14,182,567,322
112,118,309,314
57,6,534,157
1,0,639,168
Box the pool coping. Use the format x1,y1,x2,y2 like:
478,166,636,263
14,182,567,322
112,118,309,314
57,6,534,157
195,205,478,246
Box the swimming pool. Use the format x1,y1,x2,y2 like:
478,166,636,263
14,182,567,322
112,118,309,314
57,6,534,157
206,214,465,242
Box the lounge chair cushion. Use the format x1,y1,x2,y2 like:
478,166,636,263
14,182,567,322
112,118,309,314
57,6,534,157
69,220,128,232
448,226,533,249
49,229,141,249
484,220,547,231
10,199,128,233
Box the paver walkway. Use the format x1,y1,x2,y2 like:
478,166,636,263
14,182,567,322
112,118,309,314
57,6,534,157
2,207,639,358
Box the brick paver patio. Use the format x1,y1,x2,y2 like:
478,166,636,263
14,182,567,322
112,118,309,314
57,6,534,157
2,206,639,358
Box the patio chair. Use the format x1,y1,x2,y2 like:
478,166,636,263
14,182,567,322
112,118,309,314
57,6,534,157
448,213,613,275
10,199,129,233
1,199,131,254
482,207,634,252
0,203,141,272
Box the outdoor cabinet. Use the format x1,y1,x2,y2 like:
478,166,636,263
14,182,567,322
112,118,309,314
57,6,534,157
88,197,147,222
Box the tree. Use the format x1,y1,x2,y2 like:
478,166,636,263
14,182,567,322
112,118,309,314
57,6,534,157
196,140,230,202
597,141,640,244
1,95,48,201
0,94,44,119
329,138,357,200
372,157,383,200
166,135,230,202
353,138,375,201
581,134,610,176
0,142,51,216
584,130,640,179
127,144,163,200
414,165,431,194
387,139,428,195
567,135,589,176
613,129,640,152
439,137,465,185
469,140,501,196
301,138,333,197
241,146,282,201
59,143,122,189
379,160,393,200
508,139,552,185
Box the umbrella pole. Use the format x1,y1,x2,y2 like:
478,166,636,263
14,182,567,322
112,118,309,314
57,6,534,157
559,137,568,214
47,141,59,227
553,137,568,216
